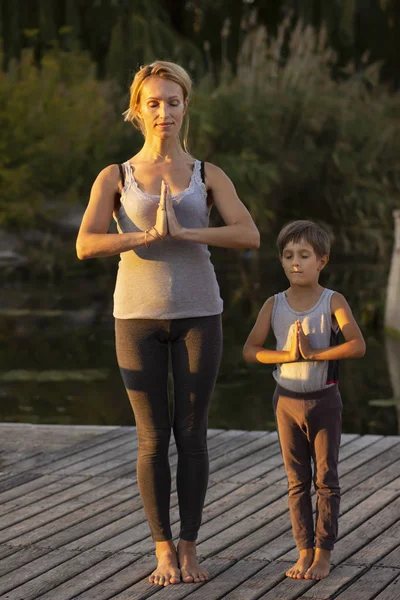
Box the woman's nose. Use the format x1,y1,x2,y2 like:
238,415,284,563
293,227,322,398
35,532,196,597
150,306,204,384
159,103,168,118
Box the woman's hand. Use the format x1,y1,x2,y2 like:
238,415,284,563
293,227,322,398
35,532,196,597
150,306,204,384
288,322,300,362
152,180,168,239
164,181,186,239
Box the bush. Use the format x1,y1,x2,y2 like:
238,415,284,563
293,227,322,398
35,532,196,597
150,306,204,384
0,47,131,229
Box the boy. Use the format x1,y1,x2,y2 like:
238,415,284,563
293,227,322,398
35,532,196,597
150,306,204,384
242,220,365,581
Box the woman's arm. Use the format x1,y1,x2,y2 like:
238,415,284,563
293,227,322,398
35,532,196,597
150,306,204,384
298,293,366,360
76,165,160,260
167,162,260,249
243,297,299,364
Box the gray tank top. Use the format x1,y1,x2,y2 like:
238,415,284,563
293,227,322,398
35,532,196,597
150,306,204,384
112,159,223,319
271,288,340,393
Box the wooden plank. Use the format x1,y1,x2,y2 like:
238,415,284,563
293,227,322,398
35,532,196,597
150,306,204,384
197,483,288,545
0,544,55,577
0,477,137,528
1,548,114,600
213,512,291,561
331,496,400,565
31,552,141,600
4,494,139,547
296,564,365,599
200,480,288,538
0,547,80,595
209,433,278,474
345,520,400,566
0,543,19,562
38,439,138,476
257,434,383,491
122,485,289,557
0,424,123,455
65,480,238,554
0,428,135,479
31,499,143,551
377,545,400,568
210,441,281,483
338,435,382,462
263,482,400,565
227,433,370,488
372,573,400,600
339,439,400,480
333,566,400,600
255,565,314,600
158,558,265,600
109,557,234,600
71,555,158,600
0,474,87,510
217,560,286,600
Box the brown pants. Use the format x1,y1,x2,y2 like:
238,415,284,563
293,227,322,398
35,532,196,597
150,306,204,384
273,383,342,551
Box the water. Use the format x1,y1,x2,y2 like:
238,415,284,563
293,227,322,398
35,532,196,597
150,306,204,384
1,255,398,434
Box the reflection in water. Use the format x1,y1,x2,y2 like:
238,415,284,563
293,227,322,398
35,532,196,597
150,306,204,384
0,259,398,434
385,336,400,433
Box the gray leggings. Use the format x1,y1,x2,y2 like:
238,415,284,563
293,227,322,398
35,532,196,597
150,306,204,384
115,315,222,542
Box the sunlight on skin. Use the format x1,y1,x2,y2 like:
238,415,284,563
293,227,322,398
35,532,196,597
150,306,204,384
149,541,180,587
177,540,209,583
286,548,314,579
304,548,331,580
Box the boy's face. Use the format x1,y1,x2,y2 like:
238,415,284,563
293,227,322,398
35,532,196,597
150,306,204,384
280,239,328,286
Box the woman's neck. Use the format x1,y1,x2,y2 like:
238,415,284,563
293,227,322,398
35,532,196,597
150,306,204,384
138,136,186,163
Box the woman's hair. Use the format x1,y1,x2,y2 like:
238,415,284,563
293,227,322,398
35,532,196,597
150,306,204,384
123,61,192,152
277,220,331,257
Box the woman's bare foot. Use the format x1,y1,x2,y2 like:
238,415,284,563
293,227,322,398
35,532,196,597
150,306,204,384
286,548,315,579
177,539,208,583
149,541,181,587
304,548,331,580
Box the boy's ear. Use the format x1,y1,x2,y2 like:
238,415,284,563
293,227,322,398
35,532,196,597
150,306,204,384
318,254,329,271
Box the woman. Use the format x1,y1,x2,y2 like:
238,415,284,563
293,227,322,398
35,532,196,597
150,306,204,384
76,61,259,587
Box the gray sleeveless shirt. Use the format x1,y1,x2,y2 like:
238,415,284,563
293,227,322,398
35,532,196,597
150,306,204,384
271,288,340,393
112,159,223,319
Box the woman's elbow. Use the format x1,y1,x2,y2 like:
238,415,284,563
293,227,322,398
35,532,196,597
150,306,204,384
249,227,260,249
76,237,89,260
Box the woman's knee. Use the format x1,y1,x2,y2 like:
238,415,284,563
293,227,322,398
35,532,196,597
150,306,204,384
174,425,207,454
138,426,171,456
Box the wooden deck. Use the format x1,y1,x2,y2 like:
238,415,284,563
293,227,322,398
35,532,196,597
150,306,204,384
0,423,399,600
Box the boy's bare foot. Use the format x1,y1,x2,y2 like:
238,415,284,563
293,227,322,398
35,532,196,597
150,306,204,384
286,548,315,579
304,548,331,580
149,541,181,586
177,539,208,583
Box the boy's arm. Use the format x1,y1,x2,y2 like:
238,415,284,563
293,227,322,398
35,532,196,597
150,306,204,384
298,293,366,361
243,297,299,364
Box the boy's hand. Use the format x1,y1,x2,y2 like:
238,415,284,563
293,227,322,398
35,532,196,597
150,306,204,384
298,320,313,360
288,323,300,362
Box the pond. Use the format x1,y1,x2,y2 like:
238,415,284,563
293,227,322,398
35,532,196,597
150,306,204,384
1,252,398,435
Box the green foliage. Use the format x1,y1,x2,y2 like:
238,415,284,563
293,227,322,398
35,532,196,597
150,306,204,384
0,47,129,229
188,21,400,259
1,21,399,265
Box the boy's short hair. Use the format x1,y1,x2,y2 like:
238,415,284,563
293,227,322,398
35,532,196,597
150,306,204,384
277,220,330,258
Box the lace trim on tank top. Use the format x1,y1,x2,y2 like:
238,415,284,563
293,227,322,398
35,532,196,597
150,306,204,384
122,159,206,205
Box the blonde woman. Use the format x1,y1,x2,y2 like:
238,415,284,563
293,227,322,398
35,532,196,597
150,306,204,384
76,61,259,587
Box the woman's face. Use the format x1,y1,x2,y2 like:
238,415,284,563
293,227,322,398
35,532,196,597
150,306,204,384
138,75,187,140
